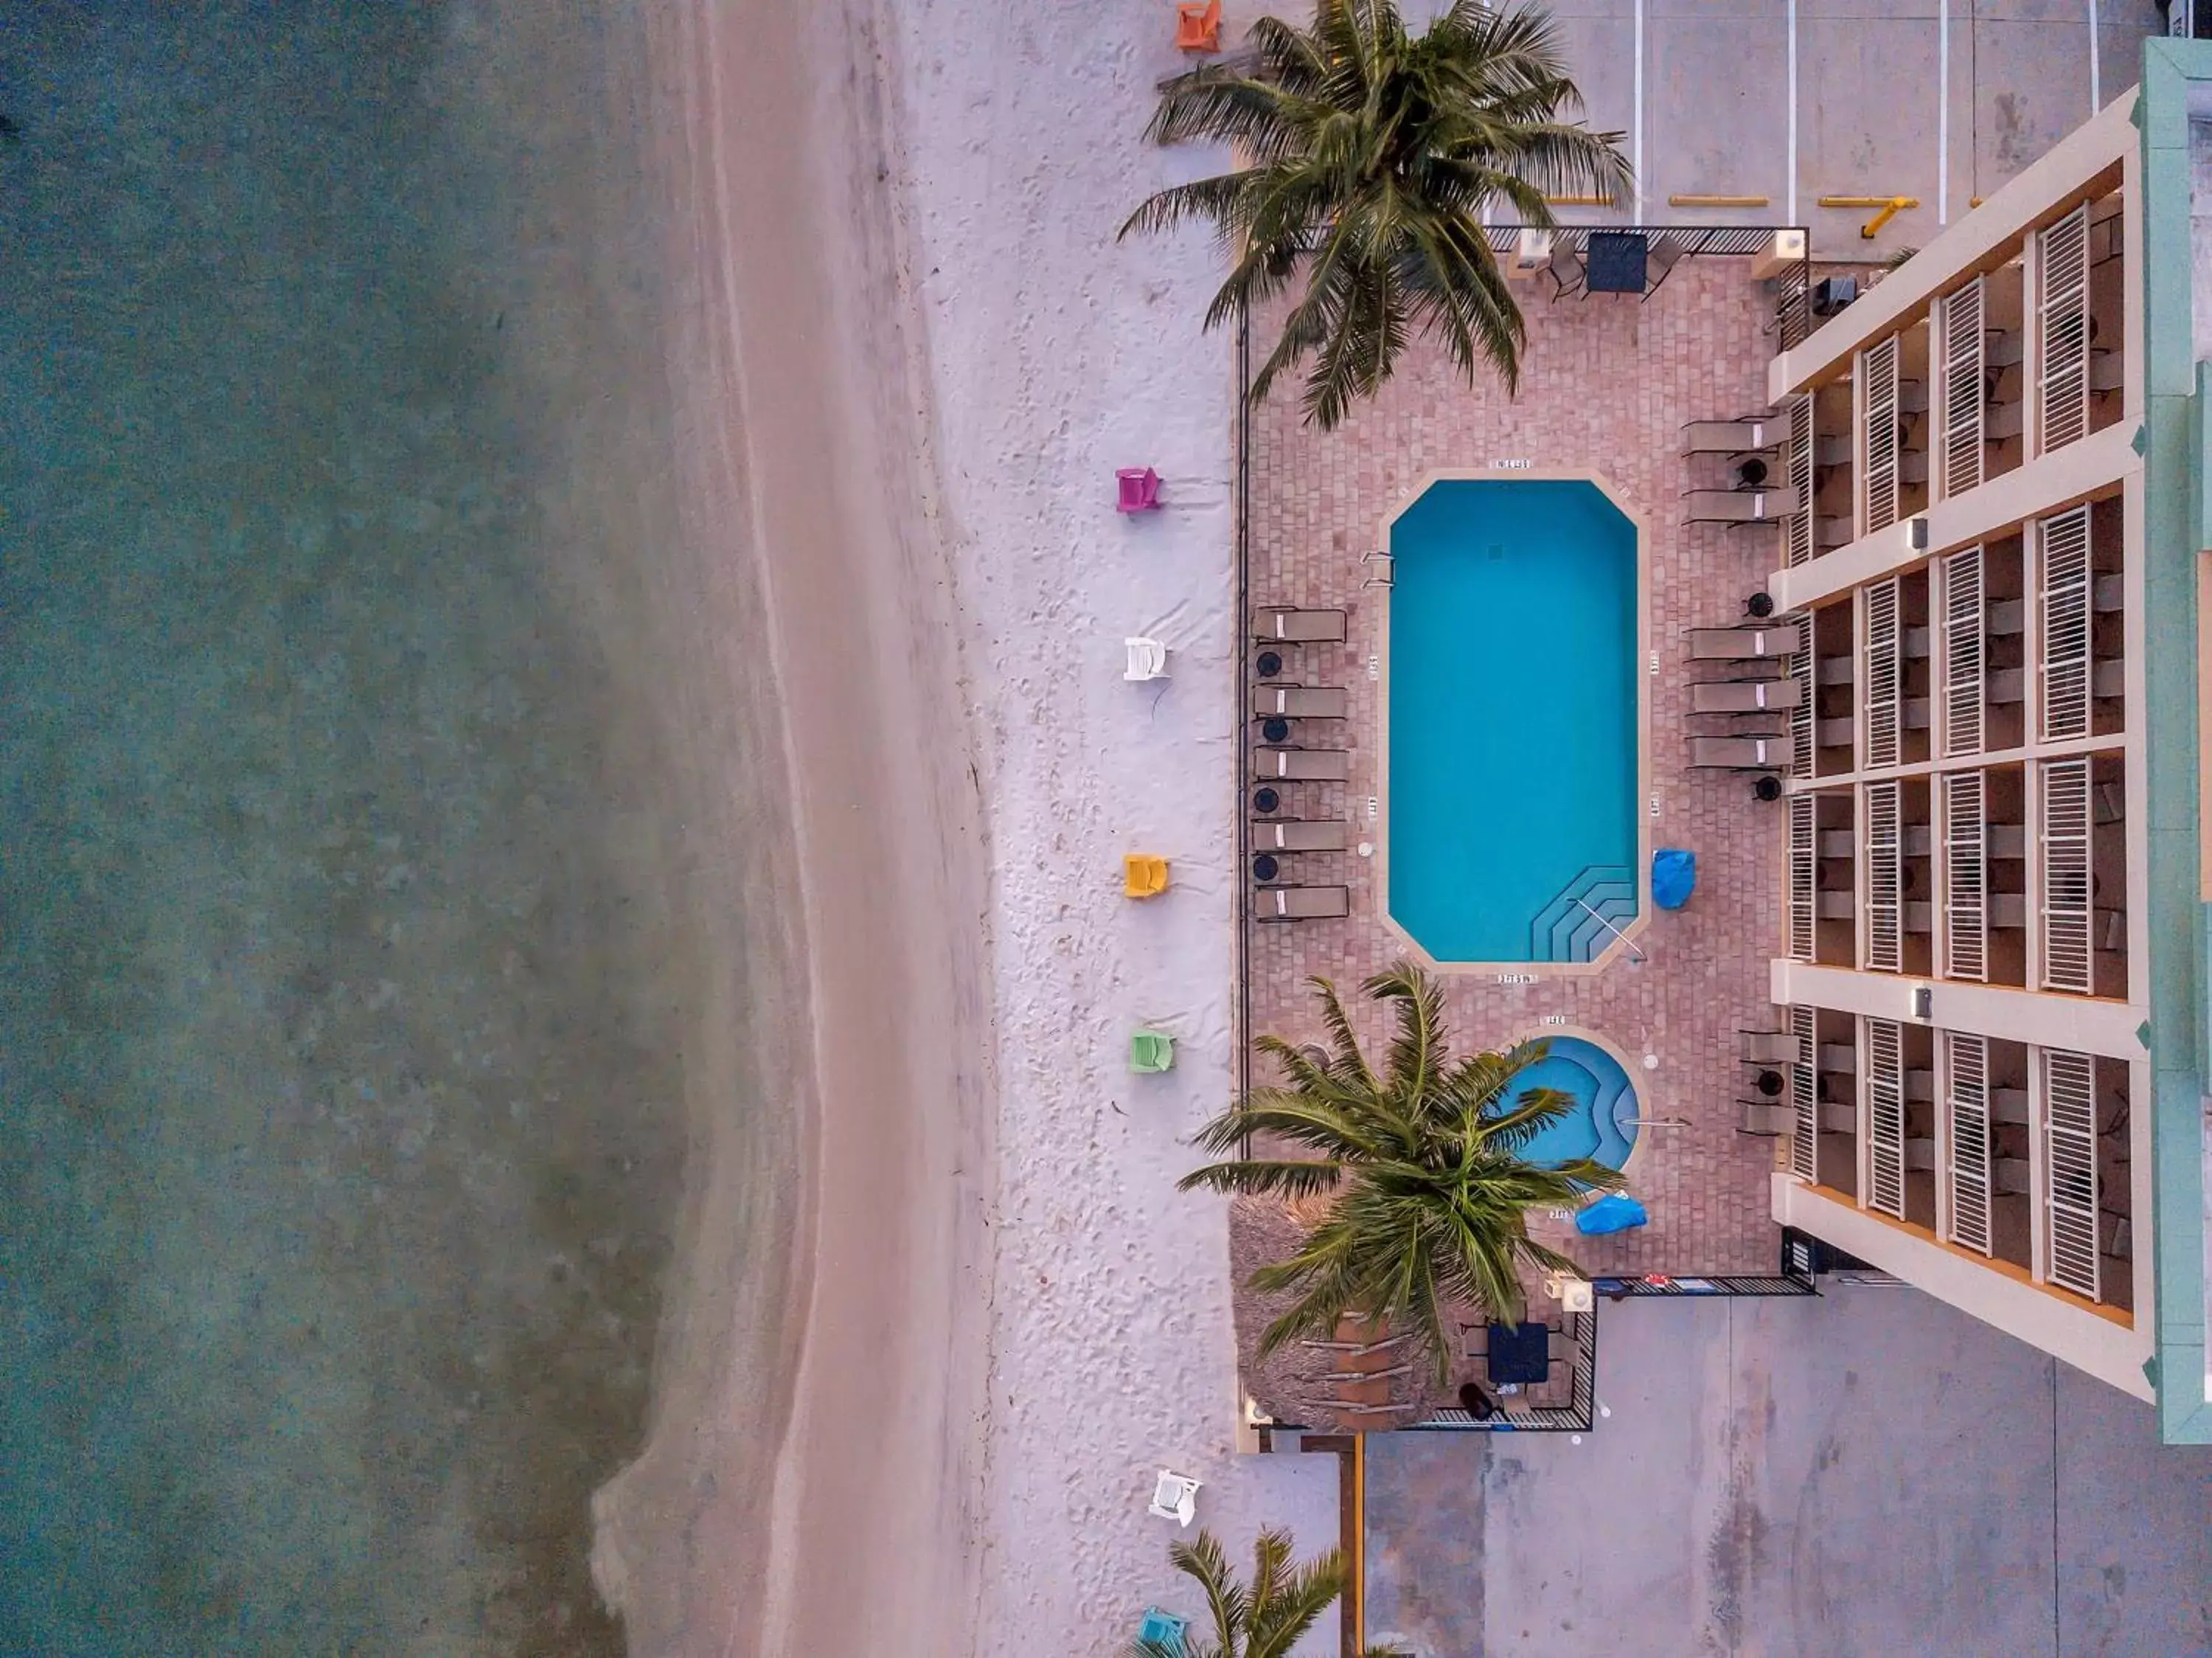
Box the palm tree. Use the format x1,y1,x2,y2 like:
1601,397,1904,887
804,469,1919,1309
1121,0,1630,429
1131,1527,1402,1657
1182,960,1622,1384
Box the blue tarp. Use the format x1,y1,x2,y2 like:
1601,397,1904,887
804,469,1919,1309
1576,1193,1649,1235
1652,847,1696,910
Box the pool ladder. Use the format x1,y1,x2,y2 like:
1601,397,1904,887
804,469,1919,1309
1361,551,1394,588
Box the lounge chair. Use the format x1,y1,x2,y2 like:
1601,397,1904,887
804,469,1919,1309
1739,1028,1793,1064
1689,735,1786,770
1687,625,1801,660
1681,417,1780,455
1253,746,1348,781
1256,884,1351,921
1251,684,1349,718
1738,1100,1792,1137
1683,486,1801,523
1116,467,1162,511
1124,637,1169,681
1691,677,1803,714
1149,1470,1202,1527
1251,818,1348,853
1254,606,1347,642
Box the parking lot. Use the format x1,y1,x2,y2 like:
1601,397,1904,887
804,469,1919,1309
1523,0,2160,256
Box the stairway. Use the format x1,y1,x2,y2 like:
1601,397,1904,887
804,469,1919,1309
1527,864,1638,963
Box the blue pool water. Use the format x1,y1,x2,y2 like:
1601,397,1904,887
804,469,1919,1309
1511,1038,1640,1170
1388,479,1638,962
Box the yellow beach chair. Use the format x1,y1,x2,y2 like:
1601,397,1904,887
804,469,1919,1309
1124,854,1170,898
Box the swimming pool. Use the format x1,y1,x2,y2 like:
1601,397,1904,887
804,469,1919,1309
1384,476,1642,965
1511,1037,1640,1170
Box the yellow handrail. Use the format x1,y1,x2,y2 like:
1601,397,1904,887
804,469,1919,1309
1667,193,1770,208
1817,194,1921,239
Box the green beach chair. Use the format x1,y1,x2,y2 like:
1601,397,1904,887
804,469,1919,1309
1129,1030,1175,1073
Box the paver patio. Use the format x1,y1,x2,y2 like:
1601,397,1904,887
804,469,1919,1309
1234,256,1810,1426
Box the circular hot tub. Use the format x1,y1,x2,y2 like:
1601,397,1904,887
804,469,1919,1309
1509,1036,1638,1170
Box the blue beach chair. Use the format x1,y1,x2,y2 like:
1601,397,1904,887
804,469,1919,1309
1135,1606,1189,1656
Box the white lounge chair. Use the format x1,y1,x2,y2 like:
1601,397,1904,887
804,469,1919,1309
1687,625,1802,660
1253,747,1349,782
1149,1470,1202,1527
1256,884,1351,921
1252,819,1348,853
1684,485,1800,522
1124,637,1169,681
1252,685,1351,718
1254,606,1348,643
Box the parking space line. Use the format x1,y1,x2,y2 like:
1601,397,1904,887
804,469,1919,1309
1940,0,1950,225
1787,0,1798,224
2089,0,2101,114
1633,0,1645,221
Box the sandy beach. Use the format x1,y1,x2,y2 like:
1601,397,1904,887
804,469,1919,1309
593,0,1338,1649
590,0,992,1652
880,0,1343,1650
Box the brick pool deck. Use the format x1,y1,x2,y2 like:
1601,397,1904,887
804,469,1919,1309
1234,260,1798,1426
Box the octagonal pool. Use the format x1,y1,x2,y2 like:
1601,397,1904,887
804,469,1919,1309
1385,476,1641,965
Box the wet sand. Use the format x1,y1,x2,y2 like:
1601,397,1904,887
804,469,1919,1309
587,0,994,1651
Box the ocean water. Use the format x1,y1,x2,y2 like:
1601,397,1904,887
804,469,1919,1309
1386,478,1640,963
1,5,782,1651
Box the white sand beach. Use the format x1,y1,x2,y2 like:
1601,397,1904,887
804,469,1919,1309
594,0,1337,1651
880,0,1344,1650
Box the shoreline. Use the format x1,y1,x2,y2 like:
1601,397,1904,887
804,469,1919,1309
591,0,995,1650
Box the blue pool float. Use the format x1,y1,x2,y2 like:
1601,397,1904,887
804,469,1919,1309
1576,1193,1649,1235
1652,847,1696,910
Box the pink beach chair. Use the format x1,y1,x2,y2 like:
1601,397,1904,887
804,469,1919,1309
1116,467,1162,513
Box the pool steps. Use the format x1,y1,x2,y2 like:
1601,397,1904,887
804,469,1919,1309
1527,864,1638,962
1531,1055,1636,1169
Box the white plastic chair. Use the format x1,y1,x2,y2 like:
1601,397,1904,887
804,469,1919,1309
1148,1469,1201,1527
1124,637,1169,681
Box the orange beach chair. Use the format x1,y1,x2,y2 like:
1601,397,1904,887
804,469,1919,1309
1176,0,1222,52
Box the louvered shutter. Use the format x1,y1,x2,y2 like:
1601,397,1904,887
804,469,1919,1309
2038,757,2093,993
2042,1047,2098,1298
1862,577,1901,769
1944,1034,1993,1255
1863,781,1902,972
2037,205,2090,453
1861,335,1900,533
1865,1018,1907,1218
1785,393,1815,568
2037,505,2091,741
1790,1005,1818,1182
1789,796,1815,961
1941,770,1987,982
1938,546,1984,756
1938,277,1986,497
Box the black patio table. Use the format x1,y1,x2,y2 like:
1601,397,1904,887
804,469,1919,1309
1484,1319,1552,1387
1585,231,1649,295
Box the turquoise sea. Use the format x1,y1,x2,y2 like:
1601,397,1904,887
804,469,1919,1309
1,5,775,1651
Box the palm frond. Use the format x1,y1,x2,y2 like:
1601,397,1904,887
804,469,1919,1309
1177,1157,1345,1200
1125,0,1630,426
1170,1530,1248,1650
1250,1547,1350,1658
